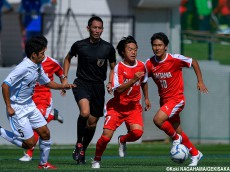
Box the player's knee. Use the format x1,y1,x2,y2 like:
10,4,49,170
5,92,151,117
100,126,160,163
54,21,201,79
80,111,90,118
39,129,50,140
23,140,35,149
130,129,143,141
153,116,161,127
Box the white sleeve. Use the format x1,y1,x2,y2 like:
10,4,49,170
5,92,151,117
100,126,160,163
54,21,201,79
3,66,26,87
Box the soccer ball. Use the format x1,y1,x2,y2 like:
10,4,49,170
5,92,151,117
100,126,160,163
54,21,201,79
170,144,189,164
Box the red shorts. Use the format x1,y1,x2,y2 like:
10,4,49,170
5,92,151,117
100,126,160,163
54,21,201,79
33,92,52,118
104,99,143,131
160,96,185,123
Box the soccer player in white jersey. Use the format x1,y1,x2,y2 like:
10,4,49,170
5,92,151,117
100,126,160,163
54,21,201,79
92,36,151,169
145,32,208,166
19,54,65,162
0,35,75,169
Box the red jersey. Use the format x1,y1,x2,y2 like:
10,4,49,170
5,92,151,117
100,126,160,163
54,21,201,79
34,56,63,93
145,53,192,99
111,60,148,105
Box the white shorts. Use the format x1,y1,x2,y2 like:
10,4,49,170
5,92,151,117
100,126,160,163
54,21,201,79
8,102,47,140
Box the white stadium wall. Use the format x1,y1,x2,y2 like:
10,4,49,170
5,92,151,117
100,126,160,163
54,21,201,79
0,61,230,145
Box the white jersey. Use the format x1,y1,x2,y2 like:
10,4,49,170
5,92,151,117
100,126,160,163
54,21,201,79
3,58,50,104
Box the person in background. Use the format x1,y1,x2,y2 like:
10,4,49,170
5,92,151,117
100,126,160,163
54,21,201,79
213,0,230,28
145,32,208,167
18,36,65,162
62,15,116,164
18,0,42,53
92,36,151,169
40,0,57,34
194,0,212,31
0,0,13,66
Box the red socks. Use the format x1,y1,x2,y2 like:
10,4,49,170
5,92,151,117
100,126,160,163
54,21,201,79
181,132,198,156
46,114,55,123
160,121,178,140
26,131,39,157
94,135,111,161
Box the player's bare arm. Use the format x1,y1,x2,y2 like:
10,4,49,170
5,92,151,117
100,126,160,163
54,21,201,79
62,54,73,85
1,83,15,116
116,71,144,93
46,81,76,90
106,62,116,94
141,82,151,111
192,59,208,93
59,75,67,96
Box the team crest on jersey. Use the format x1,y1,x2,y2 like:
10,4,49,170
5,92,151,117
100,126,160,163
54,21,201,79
97,59,105,67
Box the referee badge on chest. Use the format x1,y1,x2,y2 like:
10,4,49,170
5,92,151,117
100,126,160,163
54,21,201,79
97,59,105,67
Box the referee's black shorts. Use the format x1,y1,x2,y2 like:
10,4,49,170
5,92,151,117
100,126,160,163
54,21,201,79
72,78,105,118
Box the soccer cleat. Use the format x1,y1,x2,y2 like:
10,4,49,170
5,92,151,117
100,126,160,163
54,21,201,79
19,153,32,162
77,150,86,164
188,151,203,166
72,143,86,164
52,108,64,123
118,135,126,157
38,162,57,169
91,159,100,169
172,134,182,146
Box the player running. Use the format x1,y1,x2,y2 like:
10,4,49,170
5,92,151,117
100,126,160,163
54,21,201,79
145,32,208,166
92,36,151,169
19,52,65,162
63,15,116,164
0,35,75,169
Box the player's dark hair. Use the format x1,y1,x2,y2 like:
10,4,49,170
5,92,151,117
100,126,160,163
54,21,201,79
25,35,47,58
150,32,169,46
88,15,103,27
116,35,137,59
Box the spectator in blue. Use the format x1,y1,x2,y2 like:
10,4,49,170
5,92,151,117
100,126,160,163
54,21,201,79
0,0,13,66
18,0,42,51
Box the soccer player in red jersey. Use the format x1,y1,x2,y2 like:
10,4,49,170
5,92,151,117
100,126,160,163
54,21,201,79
18,37,65,162
91,36,151,169
145,32,208,166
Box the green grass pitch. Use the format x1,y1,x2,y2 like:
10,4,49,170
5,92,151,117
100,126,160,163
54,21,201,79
0,143,229,171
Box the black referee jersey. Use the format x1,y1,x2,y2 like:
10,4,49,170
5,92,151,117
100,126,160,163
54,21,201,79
69,38,116,83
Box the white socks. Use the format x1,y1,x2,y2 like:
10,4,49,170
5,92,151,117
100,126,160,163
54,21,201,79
39,139,52,164
0,127,23,147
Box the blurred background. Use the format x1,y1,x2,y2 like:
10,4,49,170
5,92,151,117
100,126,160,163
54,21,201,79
0,0,229,145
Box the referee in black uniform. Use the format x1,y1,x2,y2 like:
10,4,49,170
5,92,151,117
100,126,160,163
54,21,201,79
63,16,116,164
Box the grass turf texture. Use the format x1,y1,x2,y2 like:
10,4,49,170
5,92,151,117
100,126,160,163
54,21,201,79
0,143,229,171
182,42,230,65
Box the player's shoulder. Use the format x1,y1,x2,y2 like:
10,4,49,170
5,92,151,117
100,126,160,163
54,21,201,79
136,59,145,66
11,58,32,74
170,53,187,59
71,38,89,47
145,56,155,64
44,56,61,65
100,39,114,48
